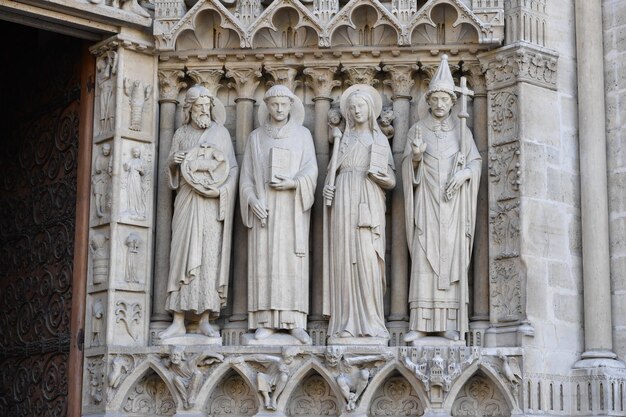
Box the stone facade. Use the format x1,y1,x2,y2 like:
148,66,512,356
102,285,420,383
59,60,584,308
1,0,626,416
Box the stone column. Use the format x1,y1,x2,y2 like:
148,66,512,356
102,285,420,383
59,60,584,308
573,0,622,367
382,64,416,345
303,65,340,344
467,64,490,346
223,65,262,344
151,69,186,329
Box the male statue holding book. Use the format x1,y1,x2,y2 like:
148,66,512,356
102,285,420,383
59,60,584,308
402,55,481,343
240,85,318,344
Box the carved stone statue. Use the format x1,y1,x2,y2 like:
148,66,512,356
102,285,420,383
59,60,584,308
124,232,141,283
96,52,117,134
163,346,224,409
402,55,481,343
92,143,112,218
91,299,104,346
89,232,109,285
124,79,152,131
123,147,147,219
323,346,394,410
160,85,238,341
240,85,317,345
322,85,395,344
232,347,300,410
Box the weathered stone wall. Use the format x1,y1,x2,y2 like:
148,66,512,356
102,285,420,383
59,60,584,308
604,0,626,360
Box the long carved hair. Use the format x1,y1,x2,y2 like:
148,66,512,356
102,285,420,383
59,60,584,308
344,91,380,135
182,85,215,125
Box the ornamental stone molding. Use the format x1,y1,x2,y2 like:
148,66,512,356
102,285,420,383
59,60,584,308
479,42,559,91
154,0,504,52
158,69,186,103
303,66,341,99
225,65,263,100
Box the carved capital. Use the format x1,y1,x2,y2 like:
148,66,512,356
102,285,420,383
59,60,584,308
158,69,186,103
225,66,262,100
187,68,225,96
383,64,418,98
304,66,340,99
466,63,487,96
342,65,381,86
479,44,558,91
265,66,300,92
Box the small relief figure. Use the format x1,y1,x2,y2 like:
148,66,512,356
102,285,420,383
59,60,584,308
378,106,395,140
323,346,394,411
327,105,345,141
87,359,105,405
124,79,153,131
124,233,142,283
122,147,148,220
322,85,396,344
92,299,105,346
160,85,238,341
96,52,117,134
240,85,318,345
402,55,481,343
108,356,132,391
89,233,110,285
92,144,113,218
163,346,224,410
232,347,301,411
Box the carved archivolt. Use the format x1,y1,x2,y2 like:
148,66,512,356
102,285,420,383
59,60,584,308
155,0,503,51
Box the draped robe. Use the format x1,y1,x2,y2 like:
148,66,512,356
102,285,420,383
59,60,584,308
166,122,238,317
323,129,395,339
240,120,317,330
402,113,481,335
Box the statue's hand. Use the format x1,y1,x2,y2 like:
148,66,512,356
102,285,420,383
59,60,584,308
250,198,269,223
368,170,393,188
445,168,471,198
323,184,336,203
269,175,297,191
411,126,427,162
173,151,187,164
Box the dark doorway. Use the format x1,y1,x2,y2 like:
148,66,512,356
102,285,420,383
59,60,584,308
0,21,93,417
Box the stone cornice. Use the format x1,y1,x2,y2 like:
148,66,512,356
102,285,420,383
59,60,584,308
478,41,558,91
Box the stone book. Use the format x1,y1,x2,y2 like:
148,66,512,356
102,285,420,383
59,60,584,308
270,147,290,183
369,142,388,175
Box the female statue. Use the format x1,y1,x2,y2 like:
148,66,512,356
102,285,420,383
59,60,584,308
322,85,395,343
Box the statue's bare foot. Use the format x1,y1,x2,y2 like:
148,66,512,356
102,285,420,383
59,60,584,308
159,321,186,339
255,327,275,340
198,320,220,338
290,328,311,344
441,330,460,341
404,330,426,342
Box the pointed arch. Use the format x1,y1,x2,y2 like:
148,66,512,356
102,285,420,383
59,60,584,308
109,356,179,411
359,362,430,413
443,362,519,414
278,357,345,412
357,362,431,416
247,1,322,49
326,0,403,47
195,361,259,411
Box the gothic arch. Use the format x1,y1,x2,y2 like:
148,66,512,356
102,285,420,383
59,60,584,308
251,7,319,49
366,369,427,417
195,361,258,411
202,368,259,417
326,0,403,47
442,362,519,414
278,357,345,412
284,366,343,417
110,357,179,412
167,0,246,51
407,0,492,45
359,362,430,412
247,1,322,49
